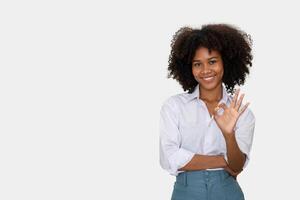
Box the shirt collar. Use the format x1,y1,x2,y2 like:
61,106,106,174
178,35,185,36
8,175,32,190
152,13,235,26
185,83,229,104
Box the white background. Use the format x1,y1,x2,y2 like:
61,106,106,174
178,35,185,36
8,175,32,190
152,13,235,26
0,0,299,199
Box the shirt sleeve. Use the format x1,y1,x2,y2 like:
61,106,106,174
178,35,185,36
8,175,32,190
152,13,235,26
234,107,256,169
159,97,195,176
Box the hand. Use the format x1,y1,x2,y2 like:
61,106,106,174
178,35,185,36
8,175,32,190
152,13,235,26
213,89,250,136
224,165,242,179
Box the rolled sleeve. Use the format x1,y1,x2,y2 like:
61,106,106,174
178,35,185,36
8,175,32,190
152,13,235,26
235,108,256,169
159,97,195,176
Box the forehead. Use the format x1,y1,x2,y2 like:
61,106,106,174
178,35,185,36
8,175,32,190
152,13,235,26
193,47,221,60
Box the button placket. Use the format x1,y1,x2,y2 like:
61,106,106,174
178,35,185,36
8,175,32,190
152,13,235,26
197,99,212,127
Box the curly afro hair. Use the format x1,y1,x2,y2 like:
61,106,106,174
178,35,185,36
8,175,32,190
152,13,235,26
167,23,253,94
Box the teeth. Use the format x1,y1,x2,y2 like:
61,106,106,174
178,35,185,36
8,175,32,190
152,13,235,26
203,76,214,80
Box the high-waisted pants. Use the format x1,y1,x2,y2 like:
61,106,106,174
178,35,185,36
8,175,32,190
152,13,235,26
171,170,245,200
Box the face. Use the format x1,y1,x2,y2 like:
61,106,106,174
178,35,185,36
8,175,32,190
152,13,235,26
191,47,224,92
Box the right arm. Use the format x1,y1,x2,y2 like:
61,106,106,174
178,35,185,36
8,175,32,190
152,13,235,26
179,154,240,177
179,154,227,171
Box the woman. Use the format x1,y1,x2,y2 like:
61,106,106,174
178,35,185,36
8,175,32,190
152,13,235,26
159,24,255,200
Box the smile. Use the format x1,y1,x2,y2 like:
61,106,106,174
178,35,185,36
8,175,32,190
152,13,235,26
201,75,216,81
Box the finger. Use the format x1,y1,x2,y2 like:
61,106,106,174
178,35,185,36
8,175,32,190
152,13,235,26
214,103,227,115
238,102,250,116
236,93,245,111
226,166,241,177
218,103,227,111
230,88,240,108
224,166,238,177
213,106,219,116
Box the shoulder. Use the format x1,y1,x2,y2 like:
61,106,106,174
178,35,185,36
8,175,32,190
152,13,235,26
160,92,190,113
161,92,189,108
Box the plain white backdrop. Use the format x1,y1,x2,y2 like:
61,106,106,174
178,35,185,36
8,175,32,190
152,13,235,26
0,0,299,199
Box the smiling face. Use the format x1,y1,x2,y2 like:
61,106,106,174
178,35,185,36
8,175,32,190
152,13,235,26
192,47,224,92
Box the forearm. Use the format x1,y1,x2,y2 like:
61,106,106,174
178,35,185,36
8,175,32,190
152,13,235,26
224,133,246,173
179,154,227,171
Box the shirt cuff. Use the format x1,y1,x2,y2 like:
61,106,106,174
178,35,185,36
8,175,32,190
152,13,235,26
168,148,195,176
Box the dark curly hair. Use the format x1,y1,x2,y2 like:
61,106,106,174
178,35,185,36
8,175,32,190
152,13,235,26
167,23,253,94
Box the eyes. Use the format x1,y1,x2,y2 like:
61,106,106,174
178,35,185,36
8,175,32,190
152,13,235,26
192,60,217,67
208,60,217,65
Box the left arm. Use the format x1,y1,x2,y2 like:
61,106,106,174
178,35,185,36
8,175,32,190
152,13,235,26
214,89,250,173
223,132,246,173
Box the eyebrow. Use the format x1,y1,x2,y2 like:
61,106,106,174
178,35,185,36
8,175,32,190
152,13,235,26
192,56,219,62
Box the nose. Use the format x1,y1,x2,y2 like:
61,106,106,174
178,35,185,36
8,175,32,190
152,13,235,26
201,64,211,74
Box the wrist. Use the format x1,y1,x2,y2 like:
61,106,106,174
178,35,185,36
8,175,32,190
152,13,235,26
216,155,227,168
223,131,235,140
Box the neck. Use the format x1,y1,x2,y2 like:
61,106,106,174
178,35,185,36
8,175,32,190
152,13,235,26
199,84,223,103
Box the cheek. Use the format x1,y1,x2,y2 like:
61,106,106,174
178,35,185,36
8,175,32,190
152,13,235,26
216,65,224,75
219,68,224,77
191,68,198,76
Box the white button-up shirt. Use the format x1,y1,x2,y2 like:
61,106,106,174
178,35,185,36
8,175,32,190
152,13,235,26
159,84,255,176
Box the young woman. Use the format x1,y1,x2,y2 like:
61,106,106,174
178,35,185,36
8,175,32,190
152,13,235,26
159,24,255,200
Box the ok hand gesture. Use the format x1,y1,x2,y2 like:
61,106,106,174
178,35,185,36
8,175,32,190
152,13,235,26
213,89,249,136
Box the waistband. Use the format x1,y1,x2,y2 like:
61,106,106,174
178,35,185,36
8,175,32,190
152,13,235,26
176,169,231,186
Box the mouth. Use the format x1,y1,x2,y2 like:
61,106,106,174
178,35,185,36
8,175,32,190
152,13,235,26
201,75,216,82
